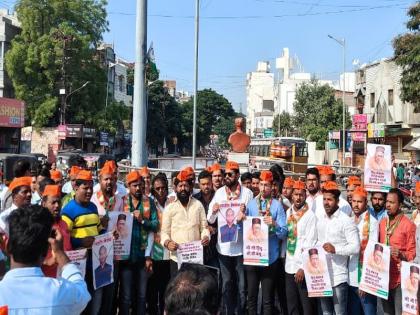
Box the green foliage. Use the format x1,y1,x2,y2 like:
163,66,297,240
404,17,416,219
273,111,293,137
213,117,234,149
181,89,236,149
393,3,420,113
95,101,130,134
293,79,351,149
5,0,109,127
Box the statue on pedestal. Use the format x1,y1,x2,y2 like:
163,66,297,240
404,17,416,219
228,117,251,153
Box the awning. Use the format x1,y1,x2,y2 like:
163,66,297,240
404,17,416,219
403,137,420,151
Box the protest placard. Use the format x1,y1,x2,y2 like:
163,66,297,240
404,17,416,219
401,261,420,315
108,211,133,260
243,216,269,266
176,240,203,269
218,201,241,243
359,242,390,299
57,249,87,278
364,143,392,192
92,232,114,290
302,246,333,297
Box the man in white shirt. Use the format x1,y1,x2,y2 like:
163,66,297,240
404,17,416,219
317,181,360,315
348,186,378,315
208,161,253,315
285,180,318,315
305,167,322,211
0,205,90,314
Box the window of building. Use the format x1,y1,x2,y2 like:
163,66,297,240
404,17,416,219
388,89,394,106
118,75,124,92
370,92,375,107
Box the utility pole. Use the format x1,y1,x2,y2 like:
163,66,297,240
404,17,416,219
132,0,148,167
192,0,200,169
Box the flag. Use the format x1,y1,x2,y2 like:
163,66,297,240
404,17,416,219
146,42,158,79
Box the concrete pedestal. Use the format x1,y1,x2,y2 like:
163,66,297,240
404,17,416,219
228,152,250,173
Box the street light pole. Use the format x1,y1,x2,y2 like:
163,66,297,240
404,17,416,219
328,34,346,166
192,0,199,169
132,0,147,167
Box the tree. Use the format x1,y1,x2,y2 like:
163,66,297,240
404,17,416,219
273,111,293,137
212,117,234,149
95,101,130,134
181,89,236,150
293,80,351,149
5,0,109,128
393,3,420,113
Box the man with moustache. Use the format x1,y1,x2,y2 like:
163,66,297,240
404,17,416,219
346,176,362,205
211,163,225,191
368,191,388,221
208,161,253,315
251,172,261,197
282,177,295,210
305,168,322,211
161,170,210,277
62,165,82,207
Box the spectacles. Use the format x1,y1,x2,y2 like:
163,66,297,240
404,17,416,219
225,172,235,178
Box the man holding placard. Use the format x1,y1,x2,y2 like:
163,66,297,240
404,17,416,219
316,181,360,315
244,170,287,315
348,186,379,315
284,180,318,315
378,188,416,315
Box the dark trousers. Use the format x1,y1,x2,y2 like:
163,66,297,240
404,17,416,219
382,285,402,315
119,259,150,315
219,254,246,315
276,257,288,315
245,259,279,315
285,272,317,315
147,260,171,315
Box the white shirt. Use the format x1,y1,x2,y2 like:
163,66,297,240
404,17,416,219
348,211,378,287
306,191,322,212
90,191,124,216
313,194,352,220
0,263,90,314
0,203,18,236
61,181,73,195
208,185,253,257
316,209,360,287
285,205,318,275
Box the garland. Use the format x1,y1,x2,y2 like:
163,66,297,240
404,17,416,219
286,203,308,255
225,184,241,200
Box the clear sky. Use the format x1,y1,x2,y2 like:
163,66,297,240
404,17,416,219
5,0,413,112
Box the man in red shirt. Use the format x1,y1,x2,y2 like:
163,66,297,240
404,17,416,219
41,185,72,277
378,188,416,315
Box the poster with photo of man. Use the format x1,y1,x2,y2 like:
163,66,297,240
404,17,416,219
364,144,392,192
92,232,114,290
243,216,269,266
108,211,133,260
302,246,333,297
401,261,420,315
218,201,241,243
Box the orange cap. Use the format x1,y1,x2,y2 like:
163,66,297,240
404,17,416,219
139,166,150,177
348,176,362,187
50,170,62,181
319,166,335,176
8,176,32,192
69,166,82,177
126,170,141,184
103,160,117,173
99,163,114,176
416,181,420,193
211,163,222,172
42,185,61,197
322,181,339,191
259,170,273,182
183,166,194,175
75,170,93,181
225,161,239,171
352,186,368,198
206,166,213,173
292,180,306,190
177,169,190,182
283,177,295,188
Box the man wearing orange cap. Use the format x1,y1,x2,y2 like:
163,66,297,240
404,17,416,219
61,170,109,315
93,160,127,198
285,180,318,315
211,163,225,191
282,177,295,210
346,175,362,204
140,166,152,197
50,170,63,185
208,160,253,315
316,181,360,315
161,169,210,277
62,165,82,208
245,170,288,315
41,185,72,278
348,186,378,315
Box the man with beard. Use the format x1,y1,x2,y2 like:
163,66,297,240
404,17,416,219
317,181,360,315
211,163,225,191
348,187,378,315
282,177,295,210
161,170,210,277
346,176,362,205
62,170,109,315
368,191,388,221
378,188,416,315
208,161,253,315
120,170,157,315
62,165,82,207
93,160,127,197
305,168,322,211
41,185,72,278
193,170,218,267
240,172,252,190
251,172,260,197
285,180,318,315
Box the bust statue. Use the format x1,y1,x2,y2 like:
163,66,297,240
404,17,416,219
228,117,251,153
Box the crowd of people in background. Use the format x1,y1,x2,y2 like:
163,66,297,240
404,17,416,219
0,154,419,315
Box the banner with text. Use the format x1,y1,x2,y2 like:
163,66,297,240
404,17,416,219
302,246,333,297
176,240,203,269
401,261,420,315
108,212,133,260
364,143,392,192
92,232,114,290
243,216,269,266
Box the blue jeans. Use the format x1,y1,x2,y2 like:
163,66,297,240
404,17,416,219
119,259,150,315
320,282,348,315
348,286,377,315
218,254,246,315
